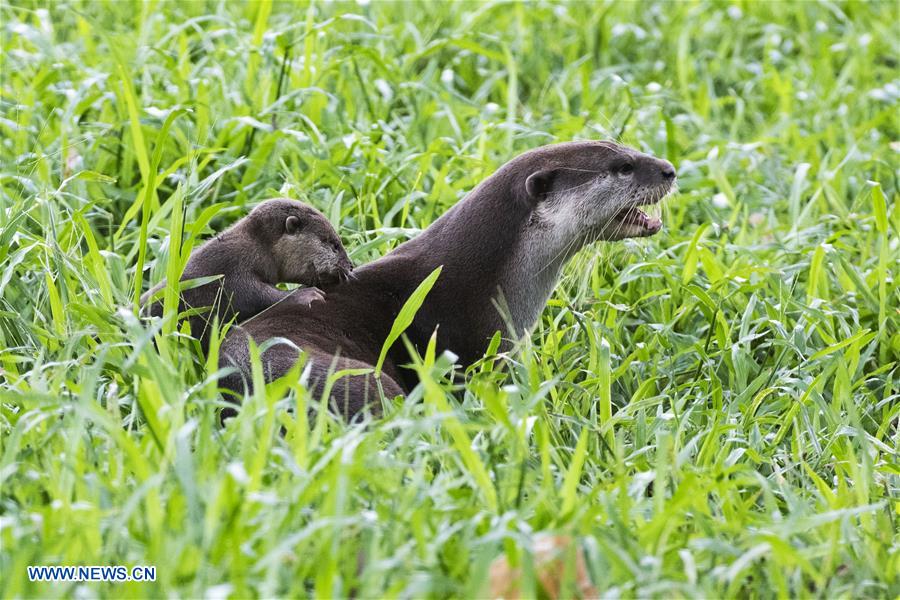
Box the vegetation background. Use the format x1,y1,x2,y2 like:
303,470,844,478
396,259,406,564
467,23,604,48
1,0,898,597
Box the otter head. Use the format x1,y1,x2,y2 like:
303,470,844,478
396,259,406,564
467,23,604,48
247,199,353,288
517,140,676,247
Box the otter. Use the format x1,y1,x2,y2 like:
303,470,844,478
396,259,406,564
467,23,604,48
218,141,676,417
142,198,353,350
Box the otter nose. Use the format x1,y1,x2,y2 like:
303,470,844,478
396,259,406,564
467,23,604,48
661,161,676,180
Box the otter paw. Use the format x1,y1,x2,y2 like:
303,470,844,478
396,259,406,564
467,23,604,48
296,287,326,306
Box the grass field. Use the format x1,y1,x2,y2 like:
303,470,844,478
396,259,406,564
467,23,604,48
2,0,899,597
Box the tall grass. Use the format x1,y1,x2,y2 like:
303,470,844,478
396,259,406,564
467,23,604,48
1,1,898,597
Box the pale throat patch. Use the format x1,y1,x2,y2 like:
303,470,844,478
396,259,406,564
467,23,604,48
495,208,584,336
495,175,633,336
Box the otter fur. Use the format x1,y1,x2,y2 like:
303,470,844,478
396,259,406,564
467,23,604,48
142,199,352,350
218,141,676,417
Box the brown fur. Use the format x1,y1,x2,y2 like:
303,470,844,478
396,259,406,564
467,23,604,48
218,142,676,416
142,199,352,351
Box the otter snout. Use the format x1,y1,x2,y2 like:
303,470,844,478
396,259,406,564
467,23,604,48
636,156,677,188
660,160,676,181
338,256,354,282
318,254,354,287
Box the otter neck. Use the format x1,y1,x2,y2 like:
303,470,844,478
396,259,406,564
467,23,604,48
395,183,581,340
497,215,584,336
217,229,278,283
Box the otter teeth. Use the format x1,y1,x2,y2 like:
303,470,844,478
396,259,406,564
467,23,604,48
615,207,662,232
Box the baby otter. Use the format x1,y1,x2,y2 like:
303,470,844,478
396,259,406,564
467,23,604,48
142,198,353,349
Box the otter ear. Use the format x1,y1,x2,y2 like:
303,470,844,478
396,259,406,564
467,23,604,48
285,215,303,234
525,169,556,199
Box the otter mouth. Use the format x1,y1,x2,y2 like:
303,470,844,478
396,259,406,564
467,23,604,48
607,183,673,238
612,206,662,235
318,266,355,288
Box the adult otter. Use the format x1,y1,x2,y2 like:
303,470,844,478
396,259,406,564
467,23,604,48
218,141,675,416
143,199,353,350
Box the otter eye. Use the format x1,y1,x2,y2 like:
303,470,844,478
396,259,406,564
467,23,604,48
618,163,634,175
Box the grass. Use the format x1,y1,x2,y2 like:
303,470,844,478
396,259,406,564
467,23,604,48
1,0,899,597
